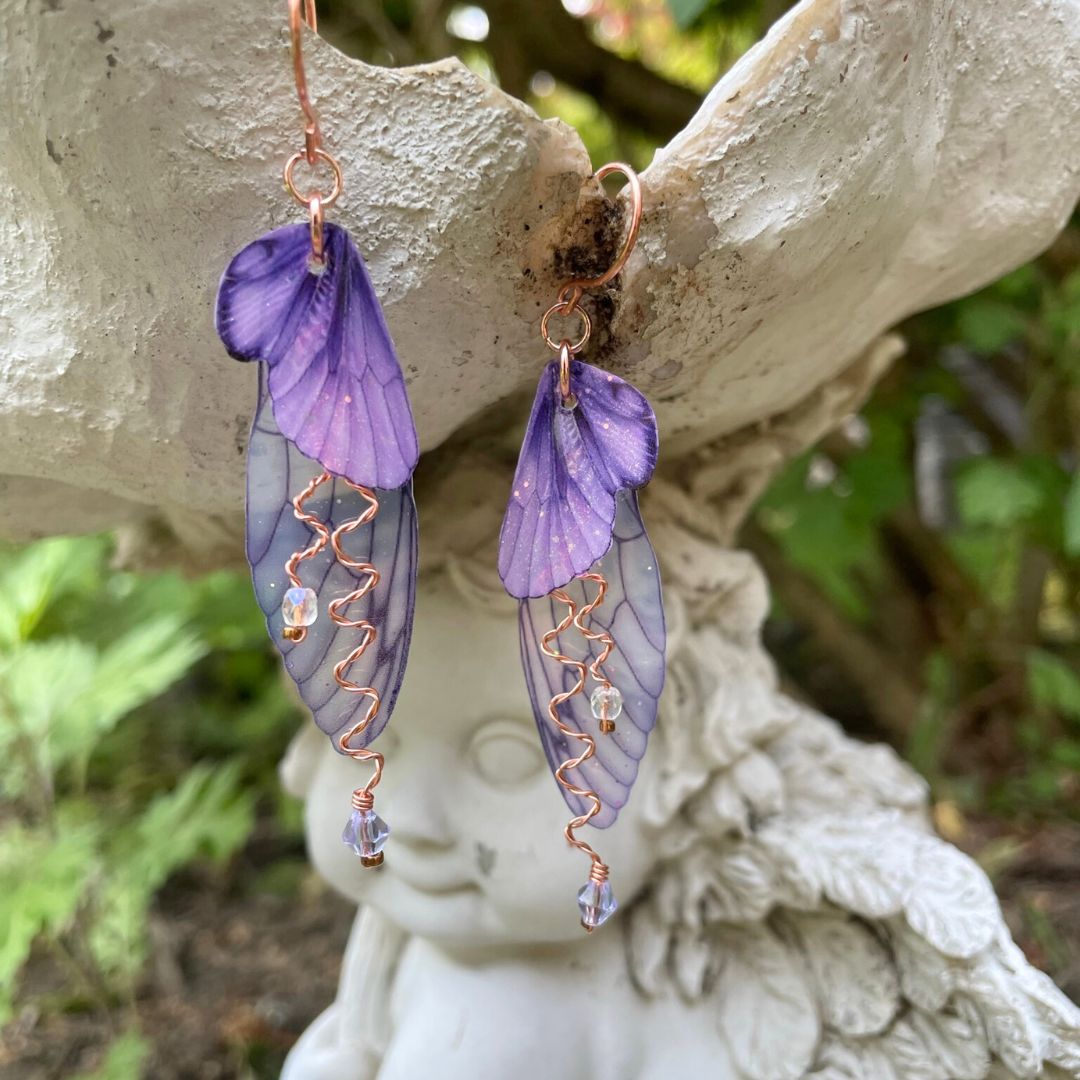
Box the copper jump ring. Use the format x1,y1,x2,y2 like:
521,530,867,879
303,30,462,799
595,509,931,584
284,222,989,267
541,300,591,354
284,148,344,209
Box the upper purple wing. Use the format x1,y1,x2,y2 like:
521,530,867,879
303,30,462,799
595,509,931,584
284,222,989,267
519,490,665,827
499,359,658,599
217,222,419,491
247,370,417,750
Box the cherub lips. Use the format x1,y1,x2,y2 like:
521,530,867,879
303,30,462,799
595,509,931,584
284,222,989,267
385,851,481,897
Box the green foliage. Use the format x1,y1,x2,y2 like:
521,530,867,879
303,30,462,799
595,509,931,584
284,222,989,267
1064,472,1080,557
0,821,99,1016
0,534,286,1031
666,0,712,30
755,220,1080,820
1027,650,1080,726
88,763,254,984
955,459,1046,529
71,1030,150,1080
757,410,911,621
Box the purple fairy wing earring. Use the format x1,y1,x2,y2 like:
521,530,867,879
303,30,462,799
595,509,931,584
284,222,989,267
499,164,666,931
215,0,418,868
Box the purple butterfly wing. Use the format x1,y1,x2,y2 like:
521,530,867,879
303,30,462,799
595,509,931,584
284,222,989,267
499,360,658,600
518,490,665,827
217,222,419,491
246,370,417,750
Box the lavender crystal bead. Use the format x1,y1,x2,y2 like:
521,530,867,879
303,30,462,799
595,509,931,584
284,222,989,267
577,878,618,930
342,807,390,866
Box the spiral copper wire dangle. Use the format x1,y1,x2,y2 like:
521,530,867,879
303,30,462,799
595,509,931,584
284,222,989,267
532,161,643,929
282,476,387,865
282,471,332,642
540,589,611,909
571,572,618,733
328,484,387,863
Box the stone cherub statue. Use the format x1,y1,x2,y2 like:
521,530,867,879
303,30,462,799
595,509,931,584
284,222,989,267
280,458,1080,1080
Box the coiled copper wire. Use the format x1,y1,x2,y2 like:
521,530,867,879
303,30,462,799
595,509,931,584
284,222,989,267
540,589,608,878
327,484,385,814
282,476,386,863
282,470,332,643
572,571,617,733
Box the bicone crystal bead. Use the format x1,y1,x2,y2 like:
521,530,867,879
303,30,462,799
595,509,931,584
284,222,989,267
342,807,390,865
577,879,618,930
590,684,623,722
281,586,318,627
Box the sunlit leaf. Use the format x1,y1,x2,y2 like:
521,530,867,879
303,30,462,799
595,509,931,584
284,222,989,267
0,537,107,649
955,298,1027,354
0,640,98,794
955,459,1045,528
1027,649,1080,725
667,0,712,29
71,1029,150,1080
1064,471,1080,557
74,616,207,742
0,821,99,1021
88,762,254,979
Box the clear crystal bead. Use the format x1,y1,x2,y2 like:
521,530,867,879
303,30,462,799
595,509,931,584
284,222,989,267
281,586,318,627
590,685,623,722
577,879,618,930
341,808,390,865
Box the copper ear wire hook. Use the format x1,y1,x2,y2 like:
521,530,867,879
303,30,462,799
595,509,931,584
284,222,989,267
289,0,322,163
557,162,643,309
283,0,343,262
540,162,641,352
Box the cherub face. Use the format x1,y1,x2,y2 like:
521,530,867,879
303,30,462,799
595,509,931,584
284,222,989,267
292,575,660,948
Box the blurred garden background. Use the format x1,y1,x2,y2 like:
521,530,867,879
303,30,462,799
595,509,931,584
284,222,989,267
2,1,1078,1076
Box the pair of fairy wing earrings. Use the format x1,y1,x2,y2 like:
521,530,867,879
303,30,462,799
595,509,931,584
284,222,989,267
215,0,665,932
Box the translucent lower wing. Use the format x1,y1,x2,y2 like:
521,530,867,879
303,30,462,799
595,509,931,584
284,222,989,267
518,490,665,827
217,222,419,491
499,360,658,600
246,370,417,750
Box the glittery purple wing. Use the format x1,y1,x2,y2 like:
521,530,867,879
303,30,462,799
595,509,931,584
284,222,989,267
518,490,665,828
499,359,658,600
246,371,417,750
217,222,419,491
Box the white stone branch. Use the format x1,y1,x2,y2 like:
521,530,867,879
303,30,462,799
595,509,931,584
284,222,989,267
0,0,1077,550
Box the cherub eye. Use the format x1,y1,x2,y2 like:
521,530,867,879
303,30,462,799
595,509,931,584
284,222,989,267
468,719,544,787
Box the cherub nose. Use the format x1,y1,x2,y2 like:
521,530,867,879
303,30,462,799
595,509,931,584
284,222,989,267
384,756,455,851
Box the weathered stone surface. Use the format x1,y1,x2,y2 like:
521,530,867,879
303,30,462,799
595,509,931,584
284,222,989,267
1,0,1077,553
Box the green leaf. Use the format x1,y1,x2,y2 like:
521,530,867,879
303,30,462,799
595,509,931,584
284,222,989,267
89,762,254,978
71,1029,150,1080
0,617,204,791
73,616,207,742
0,640,98,795
955,459,1045,528
1027,649,1080,725
1064,471,1080,557
0,537,107,649
955,298,1028,354
0,821,99,1019
667,0,712,29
